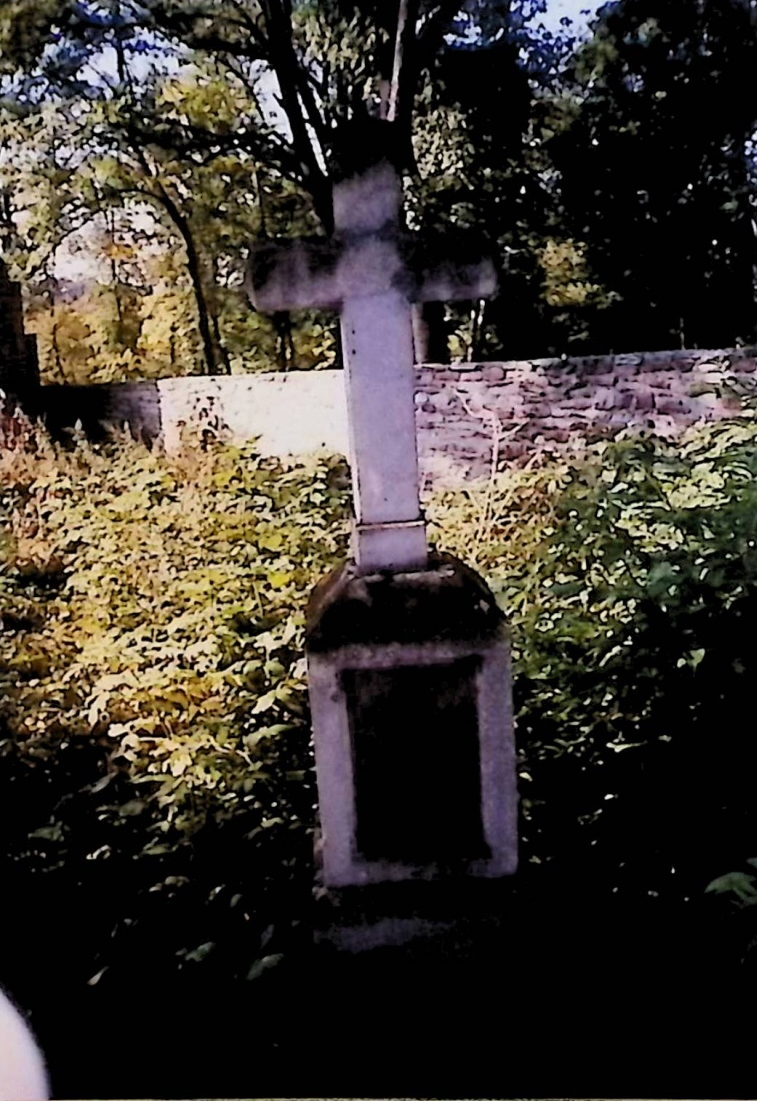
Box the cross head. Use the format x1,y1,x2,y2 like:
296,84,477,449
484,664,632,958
247,125,496,574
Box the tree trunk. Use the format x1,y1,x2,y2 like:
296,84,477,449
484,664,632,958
181,228,222,375
209,257,233,374
46,264,66,382
470,298,487,360
411,303,428,363
383,0,421,171
0,187,14,256
124,102,228,375
413,300,449,363
106,208,125,346
272,311,295,369
260,0,332,231
151,186,225,375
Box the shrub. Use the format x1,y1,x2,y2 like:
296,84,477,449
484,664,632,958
429,417,757,903
3,409,757,994
0,419,350,990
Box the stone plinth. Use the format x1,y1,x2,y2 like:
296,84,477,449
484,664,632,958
305,552,517,891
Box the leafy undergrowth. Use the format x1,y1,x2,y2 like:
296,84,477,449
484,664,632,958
0,417,349,997
429,417,757,908
2,408,757,1014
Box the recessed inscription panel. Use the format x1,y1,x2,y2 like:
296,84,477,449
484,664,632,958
342,659,488,866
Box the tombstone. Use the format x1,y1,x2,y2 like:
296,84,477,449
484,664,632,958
0,257,40,415
247,120,517,932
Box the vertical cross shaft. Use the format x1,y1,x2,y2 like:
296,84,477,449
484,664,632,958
332,164,427,573
247,121,496,576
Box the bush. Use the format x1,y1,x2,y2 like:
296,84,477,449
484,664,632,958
0,417,351,992
3,409,757,997
429,417,757,904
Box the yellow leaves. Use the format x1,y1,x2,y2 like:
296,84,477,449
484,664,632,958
166,747,193,778
267,570,291,589
156,68,255,132
101,239,137,264
251,689,280,715
665,461,727,510
258,531,284,552
413,103,470,180
91,154,123,188
0,430,350,837
199,694,225,714
537,237,606,308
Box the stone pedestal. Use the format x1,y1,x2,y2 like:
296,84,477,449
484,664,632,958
305,552,517,910
247,124,509,953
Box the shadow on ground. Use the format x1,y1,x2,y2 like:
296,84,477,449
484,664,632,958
22,890,754,1100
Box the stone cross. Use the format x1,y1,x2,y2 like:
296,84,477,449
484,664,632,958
247,134,496,574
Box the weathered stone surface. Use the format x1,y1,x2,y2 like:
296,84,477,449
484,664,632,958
482,364,506,382
306,552,502,651
24,346,757,488
657,397,688,415
632,388,656,412
593,388,617,411
305,552,517,888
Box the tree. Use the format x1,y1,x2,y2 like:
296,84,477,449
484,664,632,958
0,3,552,349
553,0,757,352
0,96,103,380
0,0,602,368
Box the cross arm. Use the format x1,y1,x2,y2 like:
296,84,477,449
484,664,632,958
246,237,343,312
246,228,498,314
402,234,498,303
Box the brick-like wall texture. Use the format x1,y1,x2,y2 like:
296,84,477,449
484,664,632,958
413,348,752,484
33,347,757,486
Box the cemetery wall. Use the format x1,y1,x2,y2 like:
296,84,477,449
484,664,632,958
0,260,39,407
32,347,757,484
41,381,161,443
414,347,753,484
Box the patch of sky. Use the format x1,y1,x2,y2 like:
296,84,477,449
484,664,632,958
447,0,599,44
31,0,602,281
441,0,600,86
539,0,601,31
72,0,602,90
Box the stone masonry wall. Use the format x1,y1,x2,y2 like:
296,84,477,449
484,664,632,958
413,348,754,484
31,347,757,486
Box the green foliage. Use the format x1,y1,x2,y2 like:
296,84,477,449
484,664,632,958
706,862,757,906
4,408,757,987
706,857,757,964
0,413,350,984
430,415,757,895
4,0,757,364
0,0,593,369
554,0,757,351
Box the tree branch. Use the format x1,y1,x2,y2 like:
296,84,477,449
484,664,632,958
259,0,332,229
416,0,465,67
